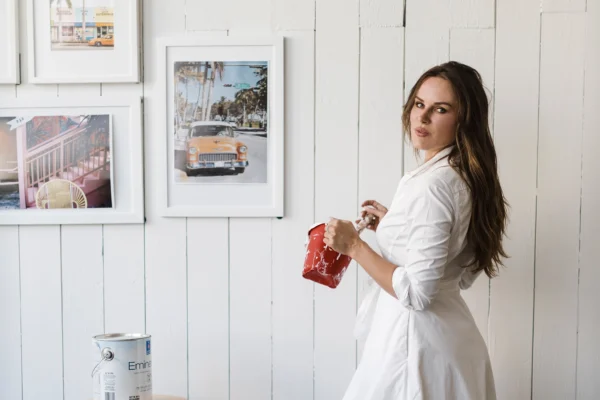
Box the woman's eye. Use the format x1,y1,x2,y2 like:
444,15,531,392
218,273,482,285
415,102,424,108
436,107,447,114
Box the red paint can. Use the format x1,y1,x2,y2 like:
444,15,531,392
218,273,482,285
302,222,353,288
302,215,374,289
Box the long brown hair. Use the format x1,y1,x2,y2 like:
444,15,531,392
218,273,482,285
402,61,508,278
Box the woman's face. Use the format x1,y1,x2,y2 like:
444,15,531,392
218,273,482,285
409,77,459,161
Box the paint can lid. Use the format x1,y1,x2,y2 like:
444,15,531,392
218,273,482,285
93,333,151,341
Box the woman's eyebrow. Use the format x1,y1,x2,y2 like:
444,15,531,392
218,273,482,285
415,96,454,108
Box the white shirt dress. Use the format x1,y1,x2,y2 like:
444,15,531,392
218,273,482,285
343,146,496,400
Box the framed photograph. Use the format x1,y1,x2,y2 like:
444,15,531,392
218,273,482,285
0,96,144,225
27,0,140,83
156,36,284,217
0,0,20,84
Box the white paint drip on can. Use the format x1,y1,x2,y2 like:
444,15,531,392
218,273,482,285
92,333,152,400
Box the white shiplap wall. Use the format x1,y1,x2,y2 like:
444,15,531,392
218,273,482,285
0,0,599,399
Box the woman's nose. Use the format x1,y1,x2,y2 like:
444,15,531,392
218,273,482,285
418,108,431,124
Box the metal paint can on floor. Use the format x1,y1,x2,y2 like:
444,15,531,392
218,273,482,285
92,333,152,400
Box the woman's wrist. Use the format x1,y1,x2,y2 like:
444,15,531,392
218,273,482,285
350,238,369,260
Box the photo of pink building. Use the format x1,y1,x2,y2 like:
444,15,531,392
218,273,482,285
0,115,113,210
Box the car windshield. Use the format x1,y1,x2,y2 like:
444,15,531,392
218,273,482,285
190,125,232,138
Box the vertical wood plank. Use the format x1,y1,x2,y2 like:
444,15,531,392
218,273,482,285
229,218,272,400
357,26,404,360
144,216,187,397
488,0,540,398
542,0,586,13
533,12,586,400
577,0,600,397
0,226,22,400
403,0,450,91
187,218,230,400
449,28,495,104
20,226,62,400
271,30,315,400
231,0,272,33
186,0,271,32
184,1,230,31
403,0,450,174
449,27,496,133
274,0,315,30
359,0,404,28
103,225,145,333
143,0,188,396
61,225,103,400
449,0,495,28
314,0,359,398
449,28,495,344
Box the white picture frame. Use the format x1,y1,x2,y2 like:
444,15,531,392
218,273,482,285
155,35,285,218
0,96,144,225
27,0,140,84
0,0,20,84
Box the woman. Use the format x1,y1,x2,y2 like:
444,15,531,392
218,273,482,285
324,61,508,400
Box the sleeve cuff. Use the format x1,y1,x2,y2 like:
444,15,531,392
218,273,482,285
391,266,415,310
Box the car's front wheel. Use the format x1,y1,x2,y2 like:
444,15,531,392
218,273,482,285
95,42,102,47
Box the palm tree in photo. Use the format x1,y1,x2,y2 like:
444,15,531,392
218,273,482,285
254,65,268,128
203,62,225,121
191,76,203,121
234,89,258,127
198,62,210,121
174,65,184,128
175,62,201,126
192,63,209,121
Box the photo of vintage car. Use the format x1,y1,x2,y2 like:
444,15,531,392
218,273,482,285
185,121,249,176
173,60,268,184
88,34,114,47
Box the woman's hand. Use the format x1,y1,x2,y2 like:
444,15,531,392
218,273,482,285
356,200,388,231
323,218,363,257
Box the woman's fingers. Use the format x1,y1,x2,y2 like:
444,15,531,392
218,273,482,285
361,199,383,209
361,200,388,213
361,199,376,208
362,206,386,219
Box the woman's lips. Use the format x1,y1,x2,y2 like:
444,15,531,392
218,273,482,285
415,127,429,137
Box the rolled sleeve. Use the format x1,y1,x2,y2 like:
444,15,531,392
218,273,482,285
391,179,455,311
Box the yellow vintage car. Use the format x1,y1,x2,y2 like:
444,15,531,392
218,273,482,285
186,121,249,176
88,35,114,47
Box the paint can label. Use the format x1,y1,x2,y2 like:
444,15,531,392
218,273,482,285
92,334,152,400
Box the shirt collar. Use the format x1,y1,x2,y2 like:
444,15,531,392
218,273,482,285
406,145,454,178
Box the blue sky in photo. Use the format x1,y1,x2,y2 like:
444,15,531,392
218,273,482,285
177,61,268,103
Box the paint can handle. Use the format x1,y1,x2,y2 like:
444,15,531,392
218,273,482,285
355,213,375,234
91,347,114,377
